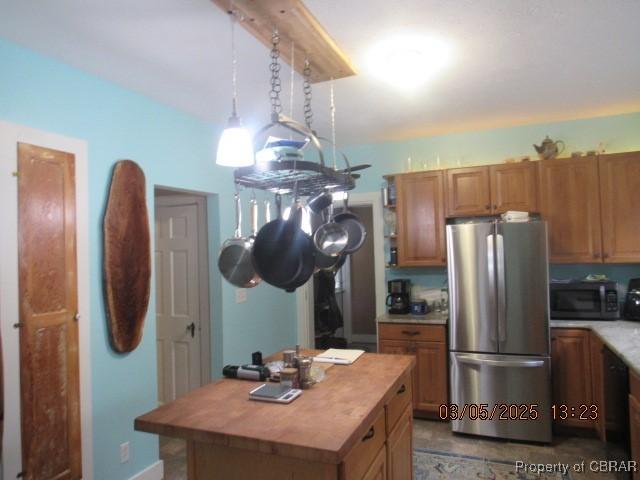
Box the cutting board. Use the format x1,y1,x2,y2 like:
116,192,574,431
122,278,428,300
103,160,151,353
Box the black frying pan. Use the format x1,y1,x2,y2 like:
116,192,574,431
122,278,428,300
252,195,315,291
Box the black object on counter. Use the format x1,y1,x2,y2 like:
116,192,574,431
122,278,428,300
624,278,640,321
386,279,411,314
252,351,263,366
223,364,269,381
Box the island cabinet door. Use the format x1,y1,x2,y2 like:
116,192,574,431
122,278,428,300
395,171,446,266
363,447,387,480
340,410,386,480
386,405,413,480
599,151,640,263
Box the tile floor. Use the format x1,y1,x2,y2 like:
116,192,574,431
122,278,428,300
160,419,618,479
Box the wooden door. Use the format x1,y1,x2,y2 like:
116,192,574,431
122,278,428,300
386,406,412,480
550,329,593,428
599,152,640,263
538,156,602,263
395,171,446,266
589,333,606,441
630,394,640,476
489,162,538,213
17,143,81,480
413,341,448,413
362,447,387,480
155,201,202,403
445,166,491,217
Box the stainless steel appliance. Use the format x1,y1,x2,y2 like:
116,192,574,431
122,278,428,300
447,220,552,443
386,279,411,314
550,280,619,320
624,278,640,321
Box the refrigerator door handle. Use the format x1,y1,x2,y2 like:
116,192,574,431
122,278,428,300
486,234,497,342
496,233,506,343
457,355,544,368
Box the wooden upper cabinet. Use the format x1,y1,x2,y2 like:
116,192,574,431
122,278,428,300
538,156,602,263
446,166,491,217
395,171,446,266
489,162,538,214
599,152,640,263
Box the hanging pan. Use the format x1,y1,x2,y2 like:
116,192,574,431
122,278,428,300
218,194,261,288
333,193,367,254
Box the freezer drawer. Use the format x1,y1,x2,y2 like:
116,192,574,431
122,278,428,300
449,352,552,443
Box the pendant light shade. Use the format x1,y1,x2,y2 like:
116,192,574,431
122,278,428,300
216,9,254,167
216,113,254,167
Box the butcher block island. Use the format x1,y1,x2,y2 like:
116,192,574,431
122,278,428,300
135,350,415,479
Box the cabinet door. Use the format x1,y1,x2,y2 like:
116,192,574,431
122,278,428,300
387,406,412,480
539,156,602,263
489,162,538,213
446,166,491,217
395,171,446,266
362,446,387,480
551,329,593,428
630,395,640,477
589,333,606,441
413,341,448,413
599,152,640,263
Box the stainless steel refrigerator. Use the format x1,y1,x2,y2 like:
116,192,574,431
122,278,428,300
447,220,552,443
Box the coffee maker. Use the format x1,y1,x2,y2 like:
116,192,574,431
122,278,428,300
386,279,411,314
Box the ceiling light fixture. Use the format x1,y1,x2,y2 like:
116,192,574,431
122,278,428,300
216,7,254,167
366,33,453,91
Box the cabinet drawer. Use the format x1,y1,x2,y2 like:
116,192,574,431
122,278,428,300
341,410,386,480
386,371,412,435
379,323,445,342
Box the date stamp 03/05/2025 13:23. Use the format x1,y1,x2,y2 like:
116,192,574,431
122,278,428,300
438,403,599,421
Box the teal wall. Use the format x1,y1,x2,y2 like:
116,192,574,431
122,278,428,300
0,38,297,479
343,111,640,292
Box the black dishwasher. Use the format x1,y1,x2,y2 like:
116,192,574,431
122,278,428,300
603,346,631,479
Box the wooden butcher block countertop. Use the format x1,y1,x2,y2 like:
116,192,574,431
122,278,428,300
135,350,414,464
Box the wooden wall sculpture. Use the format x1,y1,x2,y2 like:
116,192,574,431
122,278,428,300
103,160,151,353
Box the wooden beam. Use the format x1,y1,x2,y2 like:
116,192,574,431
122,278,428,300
211,0,357,83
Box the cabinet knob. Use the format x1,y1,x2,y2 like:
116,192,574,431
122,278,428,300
485,204,491,210
362,427,375,442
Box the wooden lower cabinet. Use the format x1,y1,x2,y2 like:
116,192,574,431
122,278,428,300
363,447,387,480
630,395,640,477
589,333,606,441
386,405,413,480
379,323,448,416
551,329,594,429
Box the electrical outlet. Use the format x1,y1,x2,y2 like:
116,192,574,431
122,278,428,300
235,288,247,304
120,442,130,463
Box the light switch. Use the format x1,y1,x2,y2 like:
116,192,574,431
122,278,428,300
235,288,247,303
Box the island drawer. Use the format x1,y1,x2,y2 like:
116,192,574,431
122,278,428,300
340,409,386,480
378,323,445,342
386,371,412,434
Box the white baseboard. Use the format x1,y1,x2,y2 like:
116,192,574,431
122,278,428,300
129,460,164,480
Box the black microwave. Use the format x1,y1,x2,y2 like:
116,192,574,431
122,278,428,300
550,280,619,320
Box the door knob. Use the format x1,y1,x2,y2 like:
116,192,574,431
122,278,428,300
186,322,196,338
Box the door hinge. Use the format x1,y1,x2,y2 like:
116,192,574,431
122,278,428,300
17,471,26,478
12,171,19,177
13,322,25,329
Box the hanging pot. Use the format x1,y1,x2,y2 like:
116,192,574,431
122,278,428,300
333,193,367,254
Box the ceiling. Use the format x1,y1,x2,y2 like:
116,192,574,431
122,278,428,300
1,0,640,145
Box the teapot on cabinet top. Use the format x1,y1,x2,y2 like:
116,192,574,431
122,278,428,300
533,136,565,160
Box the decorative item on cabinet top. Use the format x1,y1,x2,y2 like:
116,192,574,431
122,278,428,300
533,135,565,161
103,160,151,353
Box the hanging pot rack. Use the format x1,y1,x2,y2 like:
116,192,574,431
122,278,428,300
233,113,358,196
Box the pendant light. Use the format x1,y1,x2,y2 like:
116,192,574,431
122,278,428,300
216,8,254,167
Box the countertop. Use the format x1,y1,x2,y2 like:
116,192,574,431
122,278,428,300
551,319,640,376
134,349,414,464
376,311,448,325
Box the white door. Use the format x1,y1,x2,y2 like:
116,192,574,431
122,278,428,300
155,199,202,403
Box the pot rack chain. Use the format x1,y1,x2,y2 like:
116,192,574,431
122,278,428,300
269,31,282,115
303,58,313,129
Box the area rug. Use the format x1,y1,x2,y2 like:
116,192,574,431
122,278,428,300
413,448,569,480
